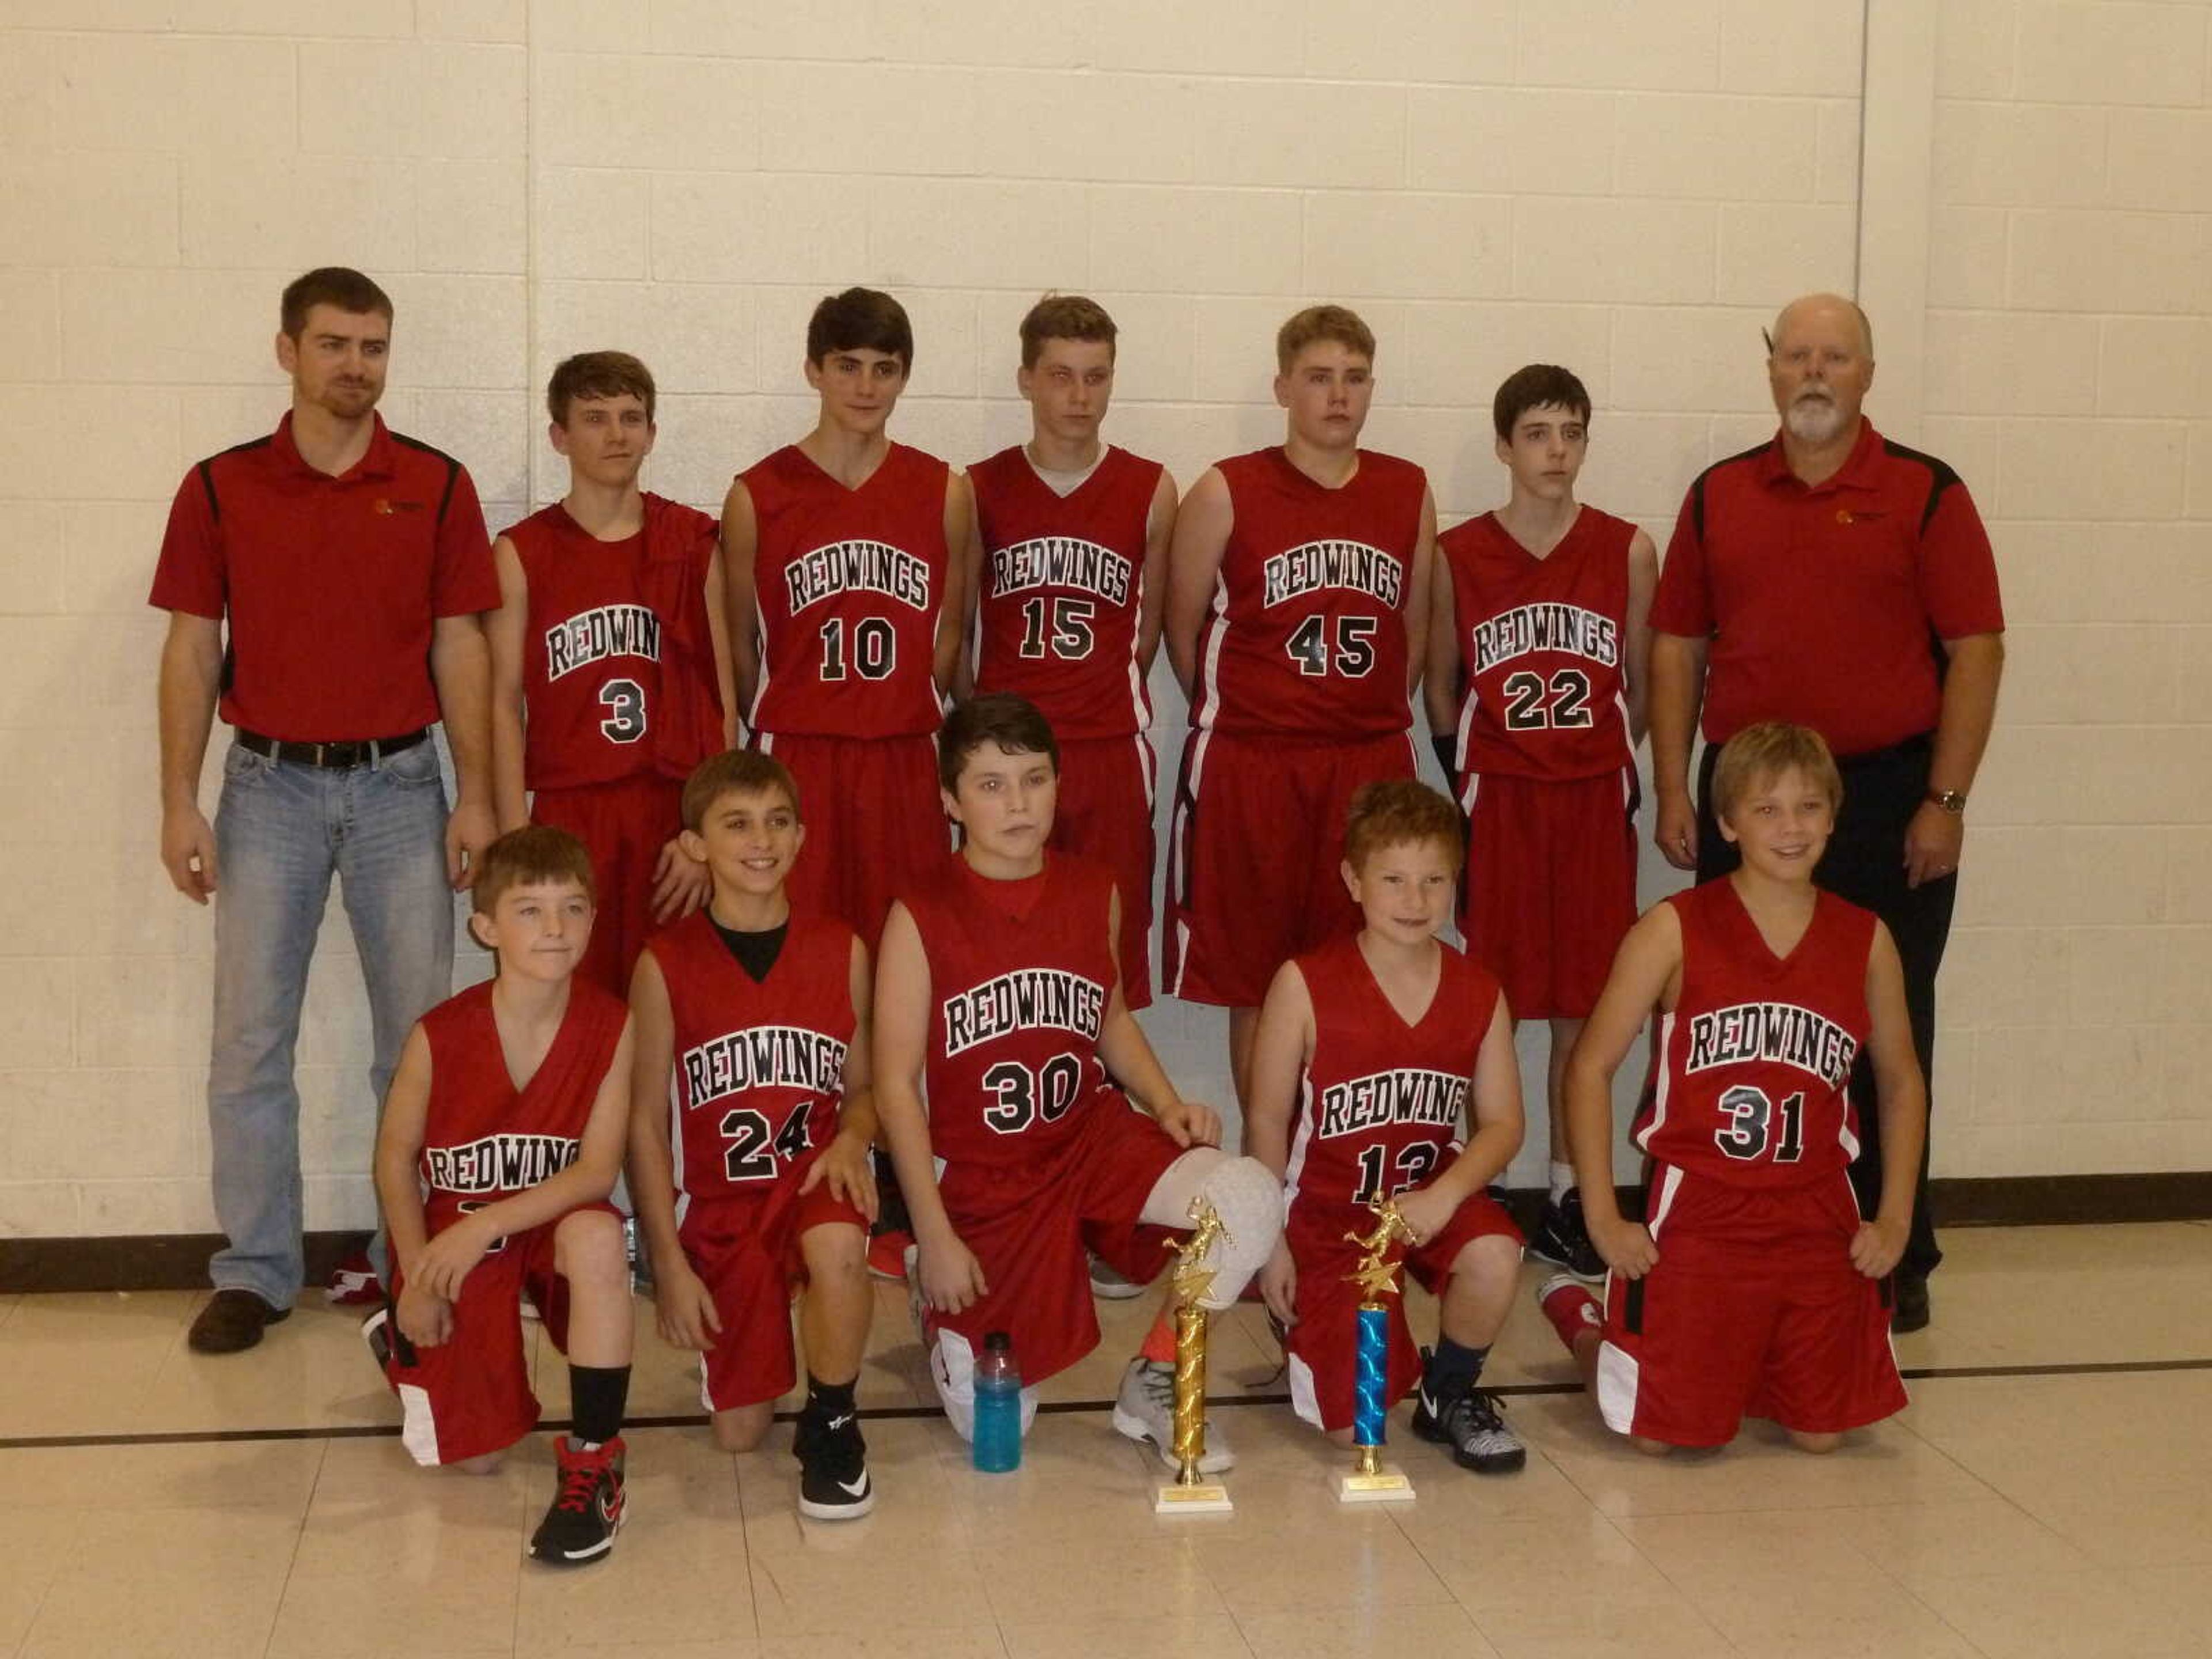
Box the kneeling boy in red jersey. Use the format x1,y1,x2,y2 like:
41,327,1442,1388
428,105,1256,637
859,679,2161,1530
627,751,880,1520
875,694,1283,1464
1249,781,1529,1474
1538,722,1924,1453
367,825,637,1566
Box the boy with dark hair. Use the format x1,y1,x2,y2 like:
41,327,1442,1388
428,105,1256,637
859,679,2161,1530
721,286,970,950
874,694,1284,1464
1164,304,1435,1116
1537,722,1922,1454
965,293,1179,1012
488,350,733,995
1249,780,1529,1473
366,825,637,1564
1425,363,1656,1280
625,749,882,1519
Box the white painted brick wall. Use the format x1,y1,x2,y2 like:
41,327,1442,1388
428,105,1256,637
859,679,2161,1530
0,0,2195,1239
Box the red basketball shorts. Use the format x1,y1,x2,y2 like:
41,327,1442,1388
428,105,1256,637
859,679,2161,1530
376,1200,624,1467
1594,1165,1907,1448
676,1158,870,1413
1165,729,1417,1007
1459,768,1638,1021
533,774,687,997
1284,1188,1522,1433
1051,732,1158,1010
755,730,949,949
927,1095,1184,1385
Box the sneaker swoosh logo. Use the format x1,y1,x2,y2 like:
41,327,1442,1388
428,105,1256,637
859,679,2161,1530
1419,1389,1438,1416
836,1474,870,1497
597,1488,620,1523
827,1414,854,1430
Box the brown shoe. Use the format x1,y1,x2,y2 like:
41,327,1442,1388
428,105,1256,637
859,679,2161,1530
188,1289,291,1354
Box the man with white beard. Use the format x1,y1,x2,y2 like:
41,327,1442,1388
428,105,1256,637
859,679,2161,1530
1643,294,2005,1335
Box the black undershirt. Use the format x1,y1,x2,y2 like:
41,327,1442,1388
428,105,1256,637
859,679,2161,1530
711,917,787,983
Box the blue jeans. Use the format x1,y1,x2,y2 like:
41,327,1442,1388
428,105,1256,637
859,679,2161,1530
207,738,454,1307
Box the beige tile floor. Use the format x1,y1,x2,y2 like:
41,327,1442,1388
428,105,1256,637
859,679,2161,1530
2,1220,2208,1657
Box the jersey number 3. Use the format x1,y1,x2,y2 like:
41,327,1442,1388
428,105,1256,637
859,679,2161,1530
600,677,646,743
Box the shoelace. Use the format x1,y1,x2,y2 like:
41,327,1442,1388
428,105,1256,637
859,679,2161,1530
552,1454,606,1513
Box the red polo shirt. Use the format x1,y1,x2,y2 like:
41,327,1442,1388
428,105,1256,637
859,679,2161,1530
1652,419,2003,757
150,412,497,742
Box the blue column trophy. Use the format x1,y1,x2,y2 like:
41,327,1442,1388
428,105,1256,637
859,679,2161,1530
1336,1195,1417,1502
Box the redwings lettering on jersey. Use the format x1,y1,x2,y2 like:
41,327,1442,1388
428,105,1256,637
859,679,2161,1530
544,604,663,681
681,1026,849,1107
989,536,1132,604
1262,540,1403,609
1686,1002,1859,1089
1469,603,1619,674
785,539,933,613
423,1133,579,1195
1316,1068,1469,1138
941,968,1106,1058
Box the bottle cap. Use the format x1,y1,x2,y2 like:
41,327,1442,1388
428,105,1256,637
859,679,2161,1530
984,1330,1011,1351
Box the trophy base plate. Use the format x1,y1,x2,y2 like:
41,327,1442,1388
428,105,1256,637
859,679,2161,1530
1335,1466,1416,1503
1153,1480,1234,1514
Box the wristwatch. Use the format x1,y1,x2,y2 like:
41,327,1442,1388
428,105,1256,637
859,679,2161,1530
1925,789,1967,814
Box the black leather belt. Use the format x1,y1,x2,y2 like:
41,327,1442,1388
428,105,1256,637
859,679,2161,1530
236,728,429,769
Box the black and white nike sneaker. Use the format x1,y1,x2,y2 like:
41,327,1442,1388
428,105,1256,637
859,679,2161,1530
529,1435,627,1565
796,1405,875,1520
1411,1382,1526,1475
1527,1189,1608,1282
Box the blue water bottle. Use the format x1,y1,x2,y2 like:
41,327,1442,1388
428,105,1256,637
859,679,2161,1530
971,1330,1022,1472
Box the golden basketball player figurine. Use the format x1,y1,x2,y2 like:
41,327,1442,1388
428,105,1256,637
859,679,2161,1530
1153,1198,1233,1514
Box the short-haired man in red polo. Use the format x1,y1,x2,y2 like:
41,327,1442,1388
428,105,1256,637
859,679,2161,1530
153,267,501,1355
1647,293,2005,1335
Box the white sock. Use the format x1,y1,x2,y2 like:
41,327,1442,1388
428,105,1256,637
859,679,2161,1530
1549,1162,1575,1205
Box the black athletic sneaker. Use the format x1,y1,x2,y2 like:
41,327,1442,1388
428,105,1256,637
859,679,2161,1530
1891,1272,1931,1334
529,1436,626,1566
796,1405,874,1521
1412,1382,1527,1475
1527,1190,1607,1282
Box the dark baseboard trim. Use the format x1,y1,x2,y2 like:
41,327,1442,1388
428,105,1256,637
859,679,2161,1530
3,1171,2207,1294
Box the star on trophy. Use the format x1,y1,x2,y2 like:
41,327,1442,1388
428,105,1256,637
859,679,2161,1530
1336,1195,1418,1503
1152,1197,1233,1514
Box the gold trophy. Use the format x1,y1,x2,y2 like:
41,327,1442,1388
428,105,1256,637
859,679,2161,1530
1152,1198,1234,1514
1335,1196,1417,1503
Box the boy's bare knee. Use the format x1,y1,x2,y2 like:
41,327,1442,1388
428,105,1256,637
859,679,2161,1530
801,1221,868,1281
1790,1429,1843,1455
712,1403,773,1453
1452,1232,1522,1287
1631,1435,1675,1458
554,1209,628,1286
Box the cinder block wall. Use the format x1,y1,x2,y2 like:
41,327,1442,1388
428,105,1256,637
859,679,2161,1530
0,0,2201,1238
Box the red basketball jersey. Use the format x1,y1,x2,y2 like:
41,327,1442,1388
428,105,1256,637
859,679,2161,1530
969,445,1161,740
414,979,628,1227
1283,933,1498,1214
1442,506,1636,782
507,499,719,790
650,908,857,1206
1190,448,1425,738
1635,880,1876,1187
743,442,950,738
903,853,1119,1175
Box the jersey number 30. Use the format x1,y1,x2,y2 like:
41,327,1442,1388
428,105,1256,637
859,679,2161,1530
982,1054,1085,1134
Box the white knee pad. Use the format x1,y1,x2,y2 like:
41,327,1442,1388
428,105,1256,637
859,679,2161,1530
927,1328,1039,1445
1143,1149,1284,1310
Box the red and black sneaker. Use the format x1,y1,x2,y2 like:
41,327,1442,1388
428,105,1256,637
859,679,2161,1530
325,1248,383,1308
529,1435,626,1566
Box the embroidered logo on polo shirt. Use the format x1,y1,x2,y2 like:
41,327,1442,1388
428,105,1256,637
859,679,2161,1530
373,498,426,515
1834,507,1887,525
